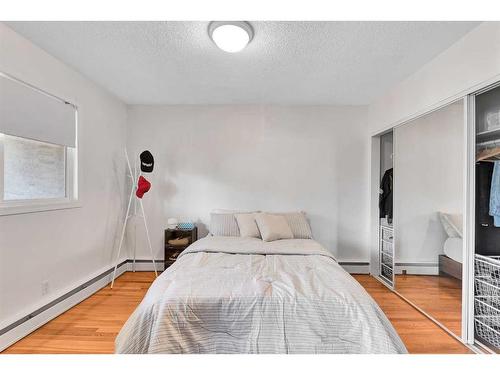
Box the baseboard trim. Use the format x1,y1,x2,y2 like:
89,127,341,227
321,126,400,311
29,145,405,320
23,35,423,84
0,259,163,352
339,261,370,274
394,262,439,275
127,259,164,272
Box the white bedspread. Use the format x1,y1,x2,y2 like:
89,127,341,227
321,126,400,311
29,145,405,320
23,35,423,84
115,236,407,354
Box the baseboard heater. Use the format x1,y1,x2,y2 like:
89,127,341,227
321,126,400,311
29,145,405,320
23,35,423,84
0,259,160,351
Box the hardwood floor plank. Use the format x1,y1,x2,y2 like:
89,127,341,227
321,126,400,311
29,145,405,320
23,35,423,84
2,271,155,354
2,272,471,354
395,274,462,336
353,275,471,354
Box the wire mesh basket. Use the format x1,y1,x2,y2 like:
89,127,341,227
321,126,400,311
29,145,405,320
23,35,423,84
381,227,393,241
474,254,500,350
381,252,393,266
475,296,500,315
381,263,393,281
475,317,500,349
381,240,393,254
475,255,500,296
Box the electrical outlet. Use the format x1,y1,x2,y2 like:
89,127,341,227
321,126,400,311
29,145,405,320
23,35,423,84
41,280,49,296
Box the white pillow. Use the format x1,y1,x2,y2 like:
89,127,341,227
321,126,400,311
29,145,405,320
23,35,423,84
270,211,313,239
235,213,261,238
210,213,240,237
255,213,294,242
439,212,463,238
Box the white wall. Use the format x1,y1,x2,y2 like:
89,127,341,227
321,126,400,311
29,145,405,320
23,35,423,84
369,22,500,133
380,132,393,178
126,105,369,263
0,24,128,328
394,101,464,268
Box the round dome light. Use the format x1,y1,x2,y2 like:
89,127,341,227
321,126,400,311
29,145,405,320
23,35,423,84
208,21,254,53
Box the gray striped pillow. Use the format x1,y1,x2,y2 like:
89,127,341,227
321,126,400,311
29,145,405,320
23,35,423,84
210,213,240,237
271,211,313,239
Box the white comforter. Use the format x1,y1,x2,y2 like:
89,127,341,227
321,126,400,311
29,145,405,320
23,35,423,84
115,236,407,354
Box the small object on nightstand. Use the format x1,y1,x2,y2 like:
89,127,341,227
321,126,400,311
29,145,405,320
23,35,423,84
167,218,178,229
164,226,197,270
177,222,195,230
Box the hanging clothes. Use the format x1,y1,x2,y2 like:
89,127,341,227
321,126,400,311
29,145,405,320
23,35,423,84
489,161,500,227
477,161,494,226
476,161,500,256
379,168,393,222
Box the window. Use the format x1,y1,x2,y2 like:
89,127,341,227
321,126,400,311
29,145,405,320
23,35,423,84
0,73,78,215
3,135,66,200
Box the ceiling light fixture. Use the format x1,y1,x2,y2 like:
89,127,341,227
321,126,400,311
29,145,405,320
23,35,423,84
208,21,254,53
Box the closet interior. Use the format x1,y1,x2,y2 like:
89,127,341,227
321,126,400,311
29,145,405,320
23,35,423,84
474,85,500,353
379,131,394,286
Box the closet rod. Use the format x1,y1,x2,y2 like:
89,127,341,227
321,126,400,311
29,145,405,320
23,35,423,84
477,138,500,147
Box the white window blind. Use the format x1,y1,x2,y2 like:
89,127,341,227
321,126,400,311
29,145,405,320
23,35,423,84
0,72,79,215
0,74,76,147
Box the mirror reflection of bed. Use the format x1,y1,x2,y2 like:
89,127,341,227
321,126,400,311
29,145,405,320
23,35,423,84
393,100,464,338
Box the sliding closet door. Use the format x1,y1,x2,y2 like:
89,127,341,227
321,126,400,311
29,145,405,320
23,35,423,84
394,100,465,337
473,85,500,352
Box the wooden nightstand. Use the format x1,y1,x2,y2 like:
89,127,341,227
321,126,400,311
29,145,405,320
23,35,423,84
164,227,198,269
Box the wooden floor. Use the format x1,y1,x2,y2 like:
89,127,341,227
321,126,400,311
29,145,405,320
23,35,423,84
3,272,471,354
3,272,155,354
395,274,462,337
354,275,470,354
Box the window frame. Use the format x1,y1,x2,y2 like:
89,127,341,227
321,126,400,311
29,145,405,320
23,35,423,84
0,76,80,216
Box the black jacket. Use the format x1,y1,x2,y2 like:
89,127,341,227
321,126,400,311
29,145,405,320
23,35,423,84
379,168,393,220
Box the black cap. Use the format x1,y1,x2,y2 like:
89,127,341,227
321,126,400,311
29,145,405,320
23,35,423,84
140,150,154,173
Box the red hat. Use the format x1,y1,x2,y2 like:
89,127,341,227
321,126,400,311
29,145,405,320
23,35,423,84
136,176,151,199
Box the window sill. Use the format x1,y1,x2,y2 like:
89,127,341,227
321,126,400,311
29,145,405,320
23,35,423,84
0,200,82,216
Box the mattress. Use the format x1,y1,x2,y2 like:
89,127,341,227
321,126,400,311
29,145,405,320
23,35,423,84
115,236,407,354
443,237,463,263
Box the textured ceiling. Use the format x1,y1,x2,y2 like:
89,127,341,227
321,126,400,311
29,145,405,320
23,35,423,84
5,21,480,105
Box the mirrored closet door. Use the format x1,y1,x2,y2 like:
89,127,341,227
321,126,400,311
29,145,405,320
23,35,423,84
393,100,465,337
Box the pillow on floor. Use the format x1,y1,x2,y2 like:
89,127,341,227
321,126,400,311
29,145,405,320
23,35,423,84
439,212,463,238
255,213,294,242
235,213,261,238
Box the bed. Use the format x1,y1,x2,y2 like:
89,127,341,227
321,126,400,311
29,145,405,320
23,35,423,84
438,212,463,280
115,235,406,354
439,237,463,280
